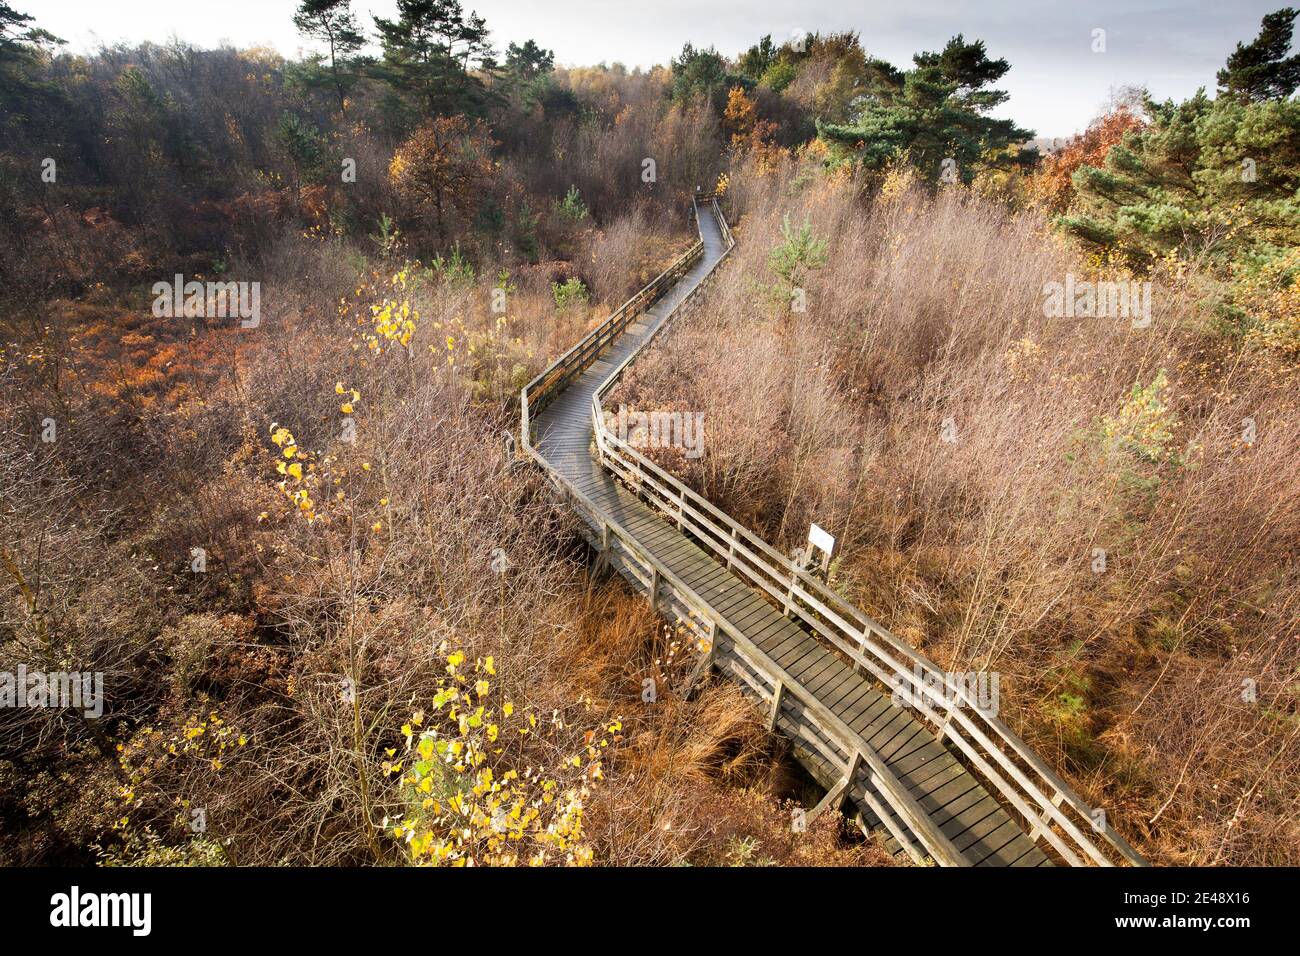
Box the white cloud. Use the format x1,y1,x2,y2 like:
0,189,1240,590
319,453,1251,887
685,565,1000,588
28,0,1283,137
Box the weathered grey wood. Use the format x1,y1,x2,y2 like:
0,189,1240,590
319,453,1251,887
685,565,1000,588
807,749,860,823
767,681,785,732
518,198,1130,868
681,620,717,700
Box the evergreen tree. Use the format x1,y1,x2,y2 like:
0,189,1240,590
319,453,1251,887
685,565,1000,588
1059,90,1300,266
373,0,495,118
504,39,552,83
0,2,63,118
502,39,554,108
1216,7,1300,102
1061,11,1300,271
736,34,777,83
275,111,331,205
818,35,1033,183
670,43,733,107
292,0,367,114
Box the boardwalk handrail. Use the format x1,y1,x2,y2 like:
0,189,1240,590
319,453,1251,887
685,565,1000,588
517,198,969,864
520,227,704,448
526,454,967,866
522,195,1146,867
591,199,1145,868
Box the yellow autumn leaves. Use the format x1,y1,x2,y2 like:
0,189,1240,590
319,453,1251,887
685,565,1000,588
336,380,361,415
1100,370,1181,466
265,383,388,533
338,262,534,401
385,649,622,867
1231,248,1300,358
114,708,247,835
355,268,419,352
270,423,317,520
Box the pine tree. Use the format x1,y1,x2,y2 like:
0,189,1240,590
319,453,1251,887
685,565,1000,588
669,43,732,108
1216,7,1300,102
818,35,1034,183
1059,89,1300,266
372,0,495,118
502,39,554,108
292,0,367,114
0,2,63,116
1061,11,1300,270
504,39,552,84
736,35,777,83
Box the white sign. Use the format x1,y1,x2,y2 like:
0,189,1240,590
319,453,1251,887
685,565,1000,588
808,523,835,557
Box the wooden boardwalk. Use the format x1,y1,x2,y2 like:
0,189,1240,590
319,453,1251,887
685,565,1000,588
520,198,1146,867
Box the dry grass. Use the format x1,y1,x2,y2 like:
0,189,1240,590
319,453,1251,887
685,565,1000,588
611,158,1300,865
0,208,879,867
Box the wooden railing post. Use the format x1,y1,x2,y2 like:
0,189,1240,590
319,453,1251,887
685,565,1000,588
682,617,717,701
783,558,802,619
594,521,612,577
520,386,530,449
807,749,862,825
523,197,1143,868
767,680,785,732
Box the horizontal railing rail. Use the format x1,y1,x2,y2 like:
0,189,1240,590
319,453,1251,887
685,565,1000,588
521,193,1145,867
586,198,1145,868
520,223,704,447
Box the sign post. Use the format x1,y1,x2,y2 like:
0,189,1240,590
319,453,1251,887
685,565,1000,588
807,523,836,578
785,523,837,619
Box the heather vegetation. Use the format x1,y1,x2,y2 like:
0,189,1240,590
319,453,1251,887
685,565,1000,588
0,0,885,867
613,13,1300,865
1,0,1296,867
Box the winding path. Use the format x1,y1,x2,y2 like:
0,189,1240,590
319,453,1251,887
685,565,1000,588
519,197,1146,867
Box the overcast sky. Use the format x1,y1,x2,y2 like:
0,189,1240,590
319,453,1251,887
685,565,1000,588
32,0,1293,138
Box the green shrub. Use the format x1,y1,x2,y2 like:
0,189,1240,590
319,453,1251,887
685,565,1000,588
514,201,540,262
428,244,476,286
556,185,589,222
551,276,590,310
768,213,828,297
760,60,796,93
97,828,229,867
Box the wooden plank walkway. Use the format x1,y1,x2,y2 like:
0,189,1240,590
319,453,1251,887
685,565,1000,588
527,202,1050,866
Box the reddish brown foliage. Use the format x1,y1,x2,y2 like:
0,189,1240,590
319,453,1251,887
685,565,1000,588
1028,108,1146,211
389,116,497,244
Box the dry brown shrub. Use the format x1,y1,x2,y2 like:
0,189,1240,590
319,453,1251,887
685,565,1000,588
2,212,874,866
612,158,1300,865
